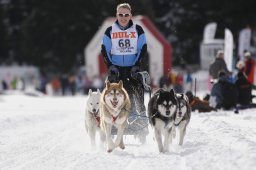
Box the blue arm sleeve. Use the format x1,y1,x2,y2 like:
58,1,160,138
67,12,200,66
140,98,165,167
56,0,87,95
102,34,112,64
135,33,146,64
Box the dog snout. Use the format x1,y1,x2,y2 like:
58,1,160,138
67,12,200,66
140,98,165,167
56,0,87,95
166,110,170,115
92,108,96,113
113,97,117,101
178,111,182,117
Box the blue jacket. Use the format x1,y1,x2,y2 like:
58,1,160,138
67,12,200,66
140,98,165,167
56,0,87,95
211,76,235,108
101,20,147,67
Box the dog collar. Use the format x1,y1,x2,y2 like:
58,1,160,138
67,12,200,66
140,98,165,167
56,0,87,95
92,111,100,127
174,117,183,126
96,116,100,127
155,112,174,128
112,115,118,123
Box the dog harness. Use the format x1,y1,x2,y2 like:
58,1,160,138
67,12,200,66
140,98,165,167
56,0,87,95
93,112,100,127
111,107,130,123
96,116,100,127
111,115,118,123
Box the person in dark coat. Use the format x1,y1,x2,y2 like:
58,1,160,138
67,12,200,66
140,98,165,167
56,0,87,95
210,71,238,110
209,50,230,79
235,71,256,108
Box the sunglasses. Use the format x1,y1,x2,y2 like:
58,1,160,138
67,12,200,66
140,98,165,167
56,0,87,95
117,13,131,17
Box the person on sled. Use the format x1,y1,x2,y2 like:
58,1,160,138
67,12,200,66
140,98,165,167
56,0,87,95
101,3,151,139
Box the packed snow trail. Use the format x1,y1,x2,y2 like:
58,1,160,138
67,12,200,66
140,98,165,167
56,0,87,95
0,93,256,170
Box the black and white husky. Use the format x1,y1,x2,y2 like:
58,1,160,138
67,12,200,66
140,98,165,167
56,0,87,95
147,89,178,152
173,93,191,146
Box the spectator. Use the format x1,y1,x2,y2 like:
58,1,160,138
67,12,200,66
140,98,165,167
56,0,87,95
236,60,245,72
68,74,76,96
51,77,61,95
243,52,255,84
235,71,256,108
11,77,17,90
82,75,92,95
76,75,84,94
91,75,103,91
209,50,229,79
16,77,25,91
39,76,47,94
159,74,171,90
1,80,8,90
173,72,184,93
210,71,238,110
60,74,69,96
184,70,193,92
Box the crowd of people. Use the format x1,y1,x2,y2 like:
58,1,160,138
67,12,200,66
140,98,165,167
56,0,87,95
187,50,256,113
0,70,106,96
210,51,256,110
158,69,193,94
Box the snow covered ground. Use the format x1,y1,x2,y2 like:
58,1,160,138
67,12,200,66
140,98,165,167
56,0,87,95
0,91,256,170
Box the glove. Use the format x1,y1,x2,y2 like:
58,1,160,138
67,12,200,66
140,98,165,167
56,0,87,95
107,65,120,82
130,66,140,78
132,70,151,92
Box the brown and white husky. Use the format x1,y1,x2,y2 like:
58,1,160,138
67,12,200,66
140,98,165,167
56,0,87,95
100,80,131,152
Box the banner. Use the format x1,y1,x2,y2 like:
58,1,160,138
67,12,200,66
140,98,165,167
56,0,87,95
203,22,217,43
238,27,251,60
224,28,233,72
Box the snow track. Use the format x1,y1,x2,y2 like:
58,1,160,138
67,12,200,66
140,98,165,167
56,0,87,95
0,94,256,170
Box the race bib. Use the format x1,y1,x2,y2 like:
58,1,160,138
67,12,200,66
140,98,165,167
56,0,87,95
111,24,138,55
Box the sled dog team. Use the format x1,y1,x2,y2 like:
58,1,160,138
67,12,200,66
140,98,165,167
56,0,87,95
85,80,191,153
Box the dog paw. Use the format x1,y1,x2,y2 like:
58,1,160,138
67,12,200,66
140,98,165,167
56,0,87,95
158,147,164,153
106,140,115,152
163,148,169,153
172,130,176,138
107,149,113,153
119,143,125,150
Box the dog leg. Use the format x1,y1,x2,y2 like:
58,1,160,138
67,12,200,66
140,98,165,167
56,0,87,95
154,128,163,152
85,123,89,134
168,127,175,145
99,129,106,143
119,137,125,149
115,123,126,149
88,127,96,147
98,128,106,149
178,122,187,146
163,129,170,152
105,123,115,152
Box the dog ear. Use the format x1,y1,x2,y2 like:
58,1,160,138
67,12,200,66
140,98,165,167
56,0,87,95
154,95,159,109
118,80,123,88
97,89,100,94
158,89,163,98
89,89,92,96
170,89,175,95
106,81,110,88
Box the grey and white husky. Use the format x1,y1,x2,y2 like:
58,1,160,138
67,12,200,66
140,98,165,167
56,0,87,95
173,93,191,146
